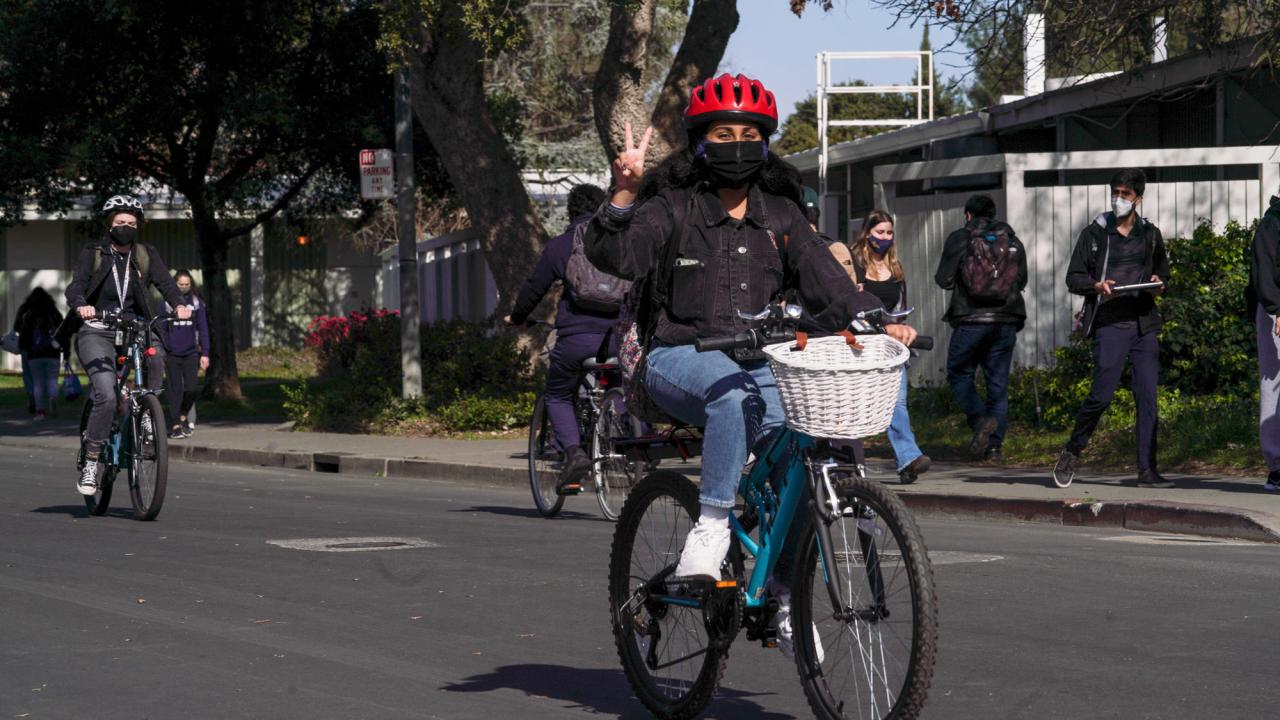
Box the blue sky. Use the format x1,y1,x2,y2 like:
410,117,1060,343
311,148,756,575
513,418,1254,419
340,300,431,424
719,2,975,125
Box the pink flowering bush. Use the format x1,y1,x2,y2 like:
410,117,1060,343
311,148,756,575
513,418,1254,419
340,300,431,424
288,309,537,432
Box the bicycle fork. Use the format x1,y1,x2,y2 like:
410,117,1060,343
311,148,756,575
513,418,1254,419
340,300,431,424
809,460,889,622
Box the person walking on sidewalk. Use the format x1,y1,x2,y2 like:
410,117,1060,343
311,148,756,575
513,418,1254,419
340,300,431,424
935,194,1027,462
65,195,190,496
1053,169,1171,489
1248,193,1280,491
15,287,66,421
843,209,931,483
505,183,615,496
159,270,210,440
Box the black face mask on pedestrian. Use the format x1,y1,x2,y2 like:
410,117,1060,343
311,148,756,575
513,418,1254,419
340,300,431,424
109,225,138,246
700,140,766,188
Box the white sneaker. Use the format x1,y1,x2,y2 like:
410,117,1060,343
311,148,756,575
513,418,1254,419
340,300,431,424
671,519,731,580
78,459,100,496
769,578,824,663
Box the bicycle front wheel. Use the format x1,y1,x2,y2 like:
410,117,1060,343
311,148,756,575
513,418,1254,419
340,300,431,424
593,387,643,521
609,471,727,719
792,472,937,720
527,393,565,518
78,398,112,516
128,394,168,521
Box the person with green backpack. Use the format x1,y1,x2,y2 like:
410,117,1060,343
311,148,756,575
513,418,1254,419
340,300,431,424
65,195,190,496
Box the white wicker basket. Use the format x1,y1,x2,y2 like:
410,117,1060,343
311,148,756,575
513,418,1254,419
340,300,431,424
763,334,909,439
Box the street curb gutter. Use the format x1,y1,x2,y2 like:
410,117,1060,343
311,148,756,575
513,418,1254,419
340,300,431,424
898,493,1280,544
160,442,1280,544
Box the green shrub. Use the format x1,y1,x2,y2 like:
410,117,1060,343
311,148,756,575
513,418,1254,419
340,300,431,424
437,392,536,432
286,311,538,433
237,345,318,379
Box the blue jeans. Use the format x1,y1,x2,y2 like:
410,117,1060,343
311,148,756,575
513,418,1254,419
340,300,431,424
26,357,59,413
887,371,923,471
643,344,785,509
946,323,1018,449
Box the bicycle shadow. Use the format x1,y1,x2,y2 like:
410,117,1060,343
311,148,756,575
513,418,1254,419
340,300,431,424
30,504,133,519
451,505,604,522
442,664,791,719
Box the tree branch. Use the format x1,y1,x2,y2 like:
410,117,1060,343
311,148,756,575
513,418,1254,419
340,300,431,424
593,0,659,163
649,0,740,157
220,163,322,240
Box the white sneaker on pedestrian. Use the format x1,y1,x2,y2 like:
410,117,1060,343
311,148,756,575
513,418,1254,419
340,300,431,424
671,519,731,580
768,577,824,663
78,459,100,496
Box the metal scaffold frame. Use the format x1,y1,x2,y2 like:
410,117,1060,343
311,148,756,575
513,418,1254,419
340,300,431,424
816,51,934,234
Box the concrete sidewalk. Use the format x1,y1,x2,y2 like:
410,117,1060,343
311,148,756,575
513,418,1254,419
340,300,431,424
3,414,1278,542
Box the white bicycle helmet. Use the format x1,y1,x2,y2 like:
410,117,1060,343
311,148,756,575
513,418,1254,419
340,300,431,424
102,194,145,222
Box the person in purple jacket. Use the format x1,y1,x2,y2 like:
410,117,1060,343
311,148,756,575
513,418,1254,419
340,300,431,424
159,270,210,439
505,183,612,494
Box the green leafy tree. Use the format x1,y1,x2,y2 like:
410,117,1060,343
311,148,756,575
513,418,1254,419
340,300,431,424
0,0,423,400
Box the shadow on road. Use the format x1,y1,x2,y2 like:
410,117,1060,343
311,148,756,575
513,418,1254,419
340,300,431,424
442,664,791,719
452,505,605,521
30,504,132,519
952,472,1270,494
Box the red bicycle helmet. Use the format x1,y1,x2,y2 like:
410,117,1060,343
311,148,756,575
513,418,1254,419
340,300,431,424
685,73,778,135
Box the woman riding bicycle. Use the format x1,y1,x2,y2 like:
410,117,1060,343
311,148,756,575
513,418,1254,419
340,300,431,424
65,195,190,496
583,73,916,583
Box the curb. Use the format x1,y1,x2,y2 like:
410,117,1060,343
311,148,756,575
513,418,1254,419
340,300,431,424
897,493,1280,543
9,435,1275,544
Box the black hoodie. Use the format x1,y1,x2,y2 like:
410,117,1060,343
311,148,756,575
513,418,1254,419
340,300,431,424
1248,196,1280,315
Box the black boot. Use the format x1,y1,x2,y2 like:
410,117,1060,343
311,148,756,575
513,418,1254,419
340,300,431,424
557,446,590,495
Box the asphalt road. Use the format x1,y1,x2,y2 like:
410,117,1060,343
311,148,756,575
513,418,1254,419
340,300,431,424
3,444,1279,720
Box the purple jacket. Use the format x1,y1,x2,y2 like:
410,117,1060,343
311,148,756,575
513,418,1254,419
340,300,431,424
160,293,210,357
509,214,617,337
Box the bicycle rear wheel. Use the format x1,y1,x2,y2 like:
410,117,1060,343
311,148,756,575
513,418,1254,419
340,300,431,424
528,393,565,517
78,398,112,516
609,471,727,719
593,387,644,521
128,394,168,521
791,471,937,720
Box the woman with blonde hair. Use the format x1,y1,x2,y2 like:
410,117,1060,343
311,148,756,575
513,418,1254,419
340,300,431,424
846,209,931,483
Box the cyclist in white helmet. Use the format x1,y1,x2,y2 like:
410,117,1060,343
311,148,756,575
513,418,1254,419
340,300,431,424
65,195,191,496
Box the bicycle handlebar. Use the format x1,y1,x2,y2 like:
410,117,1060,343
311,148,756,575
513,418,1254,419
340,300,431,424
692,303,933,354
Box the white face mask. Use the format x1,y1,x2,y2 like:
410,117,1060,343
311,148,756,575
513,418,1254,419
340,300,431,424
1112,197,1135,218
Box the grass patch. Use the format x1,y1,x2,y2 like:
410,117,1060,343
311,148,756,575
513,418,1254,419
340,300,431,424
904,384,1264,477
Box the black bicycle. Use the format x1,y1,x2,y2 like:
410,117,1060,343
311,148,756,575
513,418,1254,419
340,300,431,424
528,352,648,520
77,310,170,521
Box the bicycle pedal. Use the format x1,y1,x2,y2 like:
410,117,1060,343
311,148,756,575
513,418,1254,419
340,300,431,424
555,483,583,496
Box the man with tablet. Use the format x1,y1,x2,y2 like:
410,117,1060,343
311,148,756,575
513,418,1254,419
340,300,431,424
1053,169,1172,489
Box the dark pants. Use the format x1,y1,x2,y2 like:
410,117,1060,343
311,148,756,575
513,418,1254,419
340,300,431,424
77,327,163,448
1067,324,1159,471
165,353,200,424
946,323,1018,449
545,332,606,452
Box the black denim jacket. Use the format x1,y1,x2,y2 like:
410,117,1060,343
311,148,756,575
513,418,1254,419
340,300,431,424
585,184,883,354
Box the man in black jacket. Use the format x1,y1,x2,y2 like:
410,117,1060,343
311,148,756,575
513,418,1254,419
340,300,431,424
1248,194,1280,491
1053,169,1171,489
65,195,190,496
935,194,1028,461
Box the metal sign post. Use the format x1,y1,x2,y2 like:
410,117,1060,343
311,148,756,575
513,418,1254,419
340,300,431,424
393,69,421,400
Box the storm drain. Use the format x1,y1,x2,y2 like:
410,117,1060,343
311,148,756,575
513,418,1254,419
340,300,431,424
266,537,441,552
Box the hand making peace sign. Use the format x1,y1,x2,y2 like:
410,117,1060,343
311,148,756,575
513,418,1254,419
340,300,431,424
610,121,653,207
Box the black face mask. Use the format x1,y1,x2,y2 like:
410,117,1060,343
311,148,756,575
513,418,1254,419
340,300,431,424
109,225,138,245
701,140,765,188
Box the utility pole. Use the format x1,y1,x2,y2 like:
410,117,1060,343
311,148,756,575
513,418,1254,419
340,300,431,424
395,67,422,399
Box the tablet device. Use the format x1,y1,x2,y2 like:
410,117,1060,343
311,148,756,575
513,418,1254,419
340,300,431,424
1109,281,1164,292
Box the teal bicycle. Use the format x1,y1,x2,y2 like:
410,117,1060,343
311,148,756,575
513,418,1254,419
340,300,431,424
609,304,938,719
77,310,170,521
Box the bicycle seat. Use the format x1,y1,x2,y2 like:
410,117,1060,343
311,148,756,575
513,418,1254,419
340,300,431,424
583,357,619,372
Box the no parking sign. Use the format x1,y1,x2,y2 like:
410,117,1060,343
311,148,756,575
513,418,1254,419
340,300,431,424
359,148,394,200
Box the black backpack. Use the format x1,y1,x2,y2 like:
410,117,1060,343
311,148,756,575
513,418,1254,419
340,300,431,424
29,317,56,354
960,219,1019,301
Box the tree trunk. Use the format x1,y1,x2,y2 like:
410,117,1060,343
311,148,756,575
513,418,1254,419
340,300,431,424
594,0,661,163
192,213,243,401
405,15,543,315
594,0,740,164
650,0,740,152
